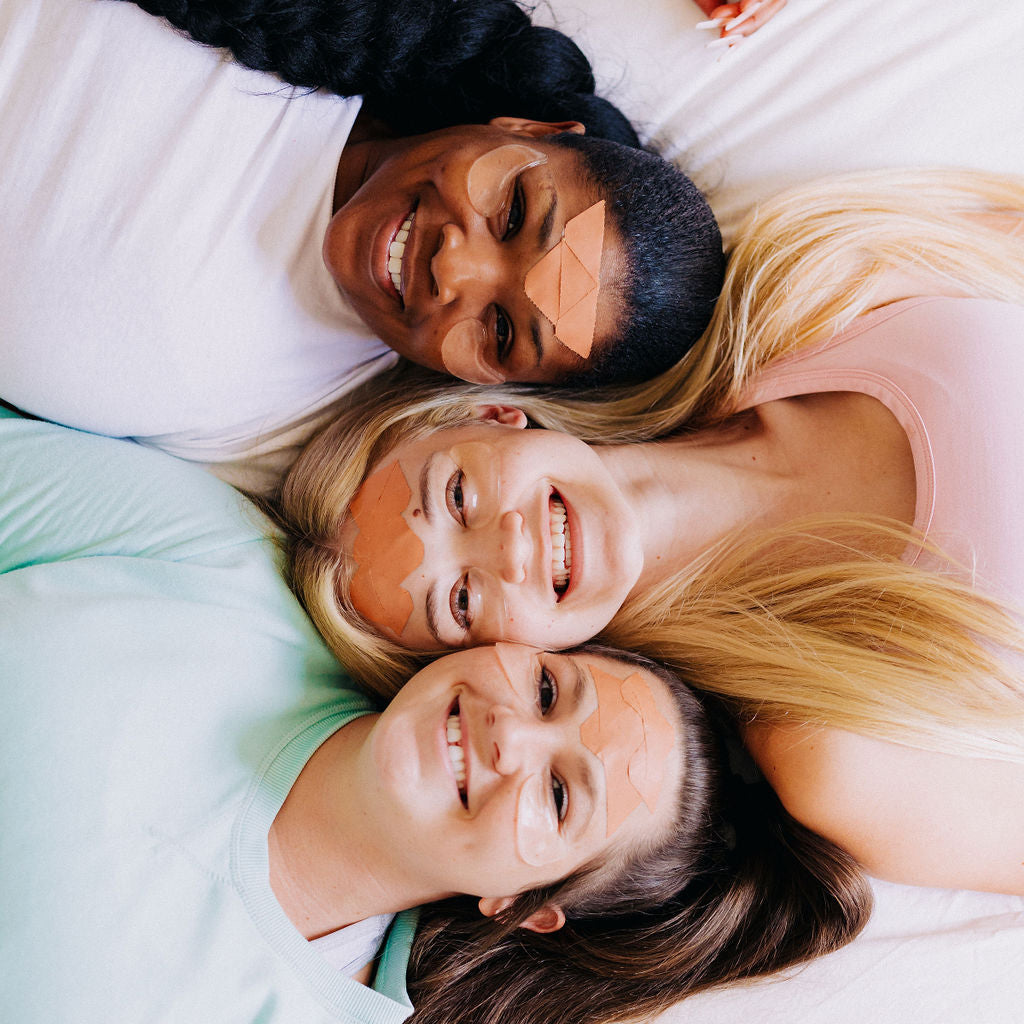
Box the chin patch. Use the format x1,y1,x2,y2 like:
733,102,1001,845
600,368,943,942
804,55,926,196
349,460,424,637
580,664,676,837
524,200,606,359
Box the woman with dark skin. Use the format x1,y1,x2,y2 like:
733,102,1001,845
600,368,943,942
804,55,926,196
0,0,722,490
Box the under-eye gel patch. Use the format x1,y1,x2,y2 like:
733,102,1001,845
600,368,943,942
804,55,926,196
466,144,547,218
580,665,676,837
349,460,425,637
440,318,504,384
514,772,566,867
524,200,605,359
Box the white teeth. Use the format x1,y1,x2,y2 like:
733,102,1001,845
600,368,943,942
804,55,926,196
388,213,414,296
446,711,467,798
550,495,572,593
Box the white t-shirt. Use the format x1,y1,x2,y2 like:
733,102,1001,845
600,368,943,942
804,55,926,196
0,0,396,490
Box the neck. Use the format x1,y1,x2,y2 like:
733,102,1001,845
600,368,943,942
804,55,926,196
268,714,446,939
600,412,791,593
601,396,916,594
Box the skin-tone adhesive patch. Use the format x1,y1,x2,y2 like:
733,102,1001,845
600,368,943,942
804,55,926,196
349,460,425,637
492,643,567,867
466,144,547,218
514,773,566,867
579,665,676,837
440,318,504,385
523,200,606,359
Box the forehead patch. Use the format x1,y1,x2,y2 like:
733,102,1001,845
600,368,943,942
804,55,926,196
349,460,425,637
524,200,605,359
579,664,676,837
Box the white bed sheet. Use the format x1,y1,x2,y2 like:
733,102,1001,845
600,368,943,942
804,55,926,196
530,1,1024,1019
538,0,1024,244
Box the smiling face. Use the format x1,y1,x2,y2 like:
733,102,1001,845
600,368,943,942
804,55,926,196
342,417,644,651
323,119,626,384
365,644,682,900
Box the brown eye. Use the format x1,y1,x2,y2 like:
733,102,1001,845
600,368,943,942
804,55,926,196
450,573,472,630
503,181,525,240
494,307,513,364
537,667,557,714
551,774,567,821
446,470,467,524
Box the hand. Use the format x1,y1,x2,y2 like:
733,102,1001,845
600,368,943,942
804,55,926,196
695,0,787,44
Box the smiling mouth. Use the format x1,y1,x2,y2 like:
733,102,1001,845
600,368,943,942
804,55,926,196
387,207,416,303
446,698,468,807
549,492,573,598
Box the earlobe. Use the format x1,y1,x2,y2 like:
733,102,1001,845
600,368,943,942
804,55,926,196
489,115,586,138
477,897,566,934
471,403,529,429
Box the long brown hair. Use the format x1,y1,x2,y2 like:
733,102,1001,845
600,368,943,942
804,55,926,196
405,646,871,1024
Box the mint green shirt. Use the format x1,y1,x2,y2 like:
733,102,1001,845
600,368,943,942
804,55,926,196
0,410,415,1023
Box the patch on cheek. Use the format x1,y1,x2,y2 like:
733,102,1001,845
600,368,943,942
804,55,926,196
493,643,528,698
523,200,605,359
467,144,547,218
440,319,504,385
349,461,425,637
514,774,564,867
580,666,676,837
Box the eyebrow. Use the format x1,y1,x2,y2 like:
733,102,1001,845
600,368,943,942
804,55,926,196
567,658,598,839
418,453,438,524
538,191,559,250
425,583,444,647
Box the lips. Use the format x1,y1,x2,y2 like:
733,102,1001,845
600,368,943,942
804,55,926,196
549,491,573,598
446,697,469,807
381,204,417,306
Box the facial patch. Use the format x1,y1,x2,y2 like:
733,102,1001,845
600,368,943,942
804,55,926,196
349,461,425,637
514,773,566,867
523,200,606,359
491,643,567,866
440,318,504,385
580,665,676,837
466,144,547,218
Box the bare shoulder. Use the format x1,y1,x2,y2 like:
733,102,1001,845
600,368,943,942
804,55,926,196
744,721,1024,895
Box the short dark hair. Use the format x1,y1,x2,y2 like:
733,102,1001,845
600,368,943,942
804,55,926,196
551,133,725,385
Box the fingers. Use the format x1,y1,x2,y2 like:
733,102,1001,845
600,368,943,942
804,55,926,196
696,0,787,48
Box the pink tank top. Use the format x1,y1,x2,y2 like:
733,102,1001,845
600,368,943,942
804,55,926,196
741,297,1024,606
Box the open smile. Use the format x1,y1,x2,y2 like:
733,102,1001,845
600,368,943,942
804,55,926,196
382,204,417,307
549,490,574,599
446,697,469,808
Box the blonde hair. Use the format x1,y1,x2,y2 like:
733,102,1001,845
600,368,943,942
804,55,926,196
275,168,1024,750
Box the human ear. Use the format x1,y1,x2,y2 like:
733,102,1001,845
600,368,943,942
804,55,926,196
488,116,586,138
471,404,529,429
477,896,567,934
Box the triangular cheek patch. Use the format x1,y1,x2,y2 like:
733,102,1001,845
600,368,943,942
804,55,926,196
349,461,425,638
524,200,605,359
556,245,592,316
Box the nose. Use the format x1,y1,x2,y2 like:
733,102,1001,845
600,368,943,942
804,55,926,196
459,510,531,587
431,222,500,306
488,704,548,777
497,511,528,584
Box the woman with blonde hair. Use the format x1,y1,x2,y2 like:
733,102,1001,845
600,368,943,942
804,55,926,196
1,408,870,1023
271,168,1024,897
